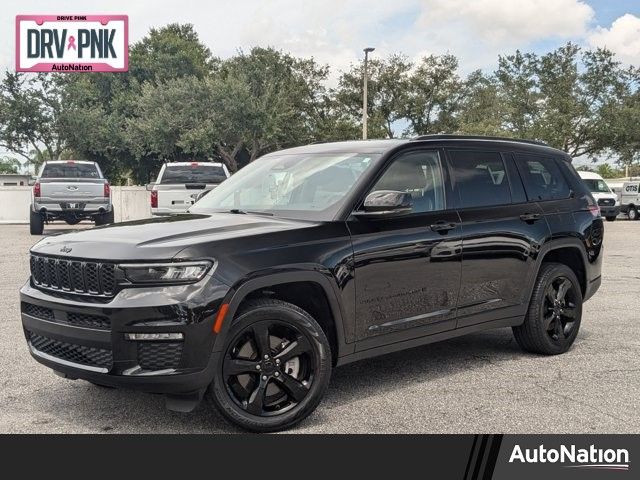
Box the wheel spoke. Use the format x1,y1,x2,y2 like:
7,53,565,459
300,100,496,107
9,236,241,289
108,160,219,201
545,287,556,305
556,279,570,302
274,373,309,403
245,379,268,415
543,314,555,331
562,307,577,320
274,335,312,363
554,317,565,339
226,358,259,376
252,323,271,358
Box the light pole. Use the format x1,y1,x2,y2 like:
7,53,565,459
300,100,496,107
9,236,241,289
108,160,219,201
362,47,375,140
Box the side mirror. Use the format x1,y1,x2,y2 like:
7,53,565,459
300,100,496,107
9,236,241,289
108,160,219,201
353,190,413,218
145,183,156,191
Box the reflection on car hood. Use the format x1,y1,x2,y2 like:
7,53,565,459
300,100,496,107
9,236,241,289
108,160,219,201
30,213,317,261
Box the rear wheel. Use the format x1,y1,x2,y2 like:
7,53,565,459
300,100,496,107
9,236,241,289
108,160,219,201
513,262,582,355
29,208,44,235
207,299,331,432
605,216,617,222
628,207,638,221
95,210,115,226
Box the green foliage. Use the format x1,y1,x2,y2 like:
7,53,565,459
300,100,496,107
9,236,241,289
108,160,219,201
0,156,20,174
1,24,639,184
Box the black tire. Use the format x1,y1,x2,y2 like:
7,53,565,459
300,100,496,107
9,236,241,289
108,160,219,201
605,216,617,222
628,207,638,221
88,381,115,389
95,210,115,226
29,208,44,235
513,262,582,355
207,299,332,432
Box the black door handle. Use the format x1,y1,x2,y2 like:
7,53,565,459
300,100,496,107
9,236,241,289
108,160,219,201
430,221,458,233
520,213,541,223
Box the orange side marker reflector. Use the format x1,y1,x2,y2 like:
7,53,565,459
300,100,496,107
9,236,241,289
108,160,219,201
213,304,229,333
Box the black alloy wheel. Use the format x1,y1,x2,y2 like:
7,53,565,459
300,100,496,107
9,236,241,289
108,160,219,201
513,262,582,355
542,276,578,342
207,299,331,432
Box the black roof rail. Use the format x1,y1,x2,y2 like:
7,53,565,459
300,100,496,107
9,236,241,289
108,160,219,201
411,134,549,147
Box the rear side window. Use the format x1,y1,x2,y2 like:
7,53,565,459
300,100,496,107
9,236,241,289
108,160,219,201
159,164,227,184
516,154,571,201
41,163,100,179
449,150,511,208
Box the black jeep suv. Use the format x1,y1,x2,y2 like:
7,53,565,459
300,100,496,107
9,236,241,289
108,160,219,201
21,135,603,431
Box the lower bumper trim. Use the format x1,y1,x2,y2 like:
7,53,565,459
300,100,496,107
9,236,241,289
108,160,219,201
29,344,109,373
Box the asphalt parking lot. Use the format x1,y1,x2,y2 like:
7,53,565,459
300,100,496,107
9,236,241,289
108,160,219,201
1,221,639,434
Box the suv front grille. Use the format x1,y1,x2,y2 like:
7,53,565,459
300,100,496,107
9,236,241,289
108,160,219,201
30,255,117,297
22,303,54,321
597,198,615,207
27,331,113,369
22,302,111,330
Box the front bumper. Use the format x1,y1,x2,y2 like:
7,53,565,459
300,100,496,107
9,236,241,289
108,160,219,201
20,278,229,394
598,205,620,217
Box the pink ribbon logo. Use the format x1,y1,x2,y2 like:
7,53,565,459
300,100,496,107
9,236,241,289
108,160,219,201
67,35,77,50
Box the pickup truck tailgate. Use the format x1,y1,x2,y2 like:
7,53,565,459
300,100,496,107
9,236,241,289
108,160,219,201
40,178,106,201
156,184,217,213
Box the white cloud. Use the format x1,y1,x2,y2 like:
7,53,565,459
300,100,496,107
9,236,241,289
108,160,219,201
588,13,640,65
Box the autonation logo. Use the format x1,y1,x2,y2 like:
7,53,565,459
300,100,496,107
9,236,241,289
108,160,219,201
509,444,630,471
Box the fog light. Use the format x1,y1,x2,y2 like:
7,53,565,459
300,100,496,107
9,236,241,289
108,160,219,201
125,333,184,341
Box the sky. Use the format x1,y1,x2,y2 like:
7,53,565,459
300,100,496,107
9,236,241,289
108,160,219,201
2,0,639,80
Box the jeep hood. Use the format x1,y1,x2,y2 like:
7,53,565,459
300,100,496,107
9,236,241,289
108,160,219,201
30,213,317,261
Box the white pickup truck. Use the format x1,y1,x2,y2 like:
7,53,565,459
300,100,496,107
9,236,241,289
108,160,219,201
30,160,113,235
148,162,230,215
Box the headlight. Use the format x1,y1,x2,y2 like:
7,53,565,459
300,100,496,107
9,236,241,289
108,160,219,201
119,261,213,284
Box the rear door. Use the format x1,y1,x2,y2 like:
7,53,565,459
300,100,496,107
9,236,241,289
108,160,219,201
447,148,549,327
156,163,230,213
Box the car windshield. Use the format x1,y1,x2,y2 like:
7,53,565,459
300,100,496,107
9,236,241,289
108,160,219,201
190,152,378,220
583,178,611,193
160,164,227,184
41,163,100,178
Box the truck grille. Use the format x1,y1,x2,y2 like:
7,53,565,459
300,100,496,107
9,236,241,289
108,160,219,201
30,254,117,297
597,198,615,207
27,331,113,369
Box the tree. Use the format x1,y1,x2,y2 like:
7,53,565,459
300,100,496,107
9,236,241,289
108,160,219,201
456,70,504,136
0,73,66,164
535,44,634,158
402,54,463,136
335,54,412,138
0,156,20,174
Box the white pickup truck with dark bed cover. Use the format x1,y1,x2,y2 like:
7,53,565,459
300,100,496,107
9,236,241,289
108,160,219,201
30,160,114,235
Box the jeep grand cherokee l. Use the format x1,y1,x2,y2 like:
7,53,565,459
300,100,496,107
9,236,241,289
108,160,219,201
20,135,603,432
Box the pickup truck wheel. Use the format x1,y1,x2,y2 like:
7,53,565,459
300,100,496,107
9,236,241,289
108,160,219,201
628,207,638,221
605,216,617,222
207,299,331,432
96,210,115,226
29,209,44,235
513,262,582,355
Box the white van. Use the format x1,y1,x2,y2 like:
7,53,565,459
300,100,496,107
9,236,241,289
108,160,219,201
149,162,230,215
616,181,640,220
578,171,619,221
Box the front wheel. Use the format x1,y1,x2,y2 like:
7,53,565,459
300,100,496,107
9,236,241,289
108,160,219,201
628,207,638,221
207,299,332,432
513,262,582,355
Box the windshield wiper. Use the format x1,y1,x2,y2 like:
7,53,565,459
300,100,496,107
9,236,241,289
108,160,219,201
227,208,274,216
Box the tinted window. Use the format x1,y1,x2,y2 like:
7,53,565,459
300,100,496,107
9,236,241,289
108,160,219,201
370,150,445,213
516,154,571,201
41,163,100,179
160,164,227,184
449,150,511,208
